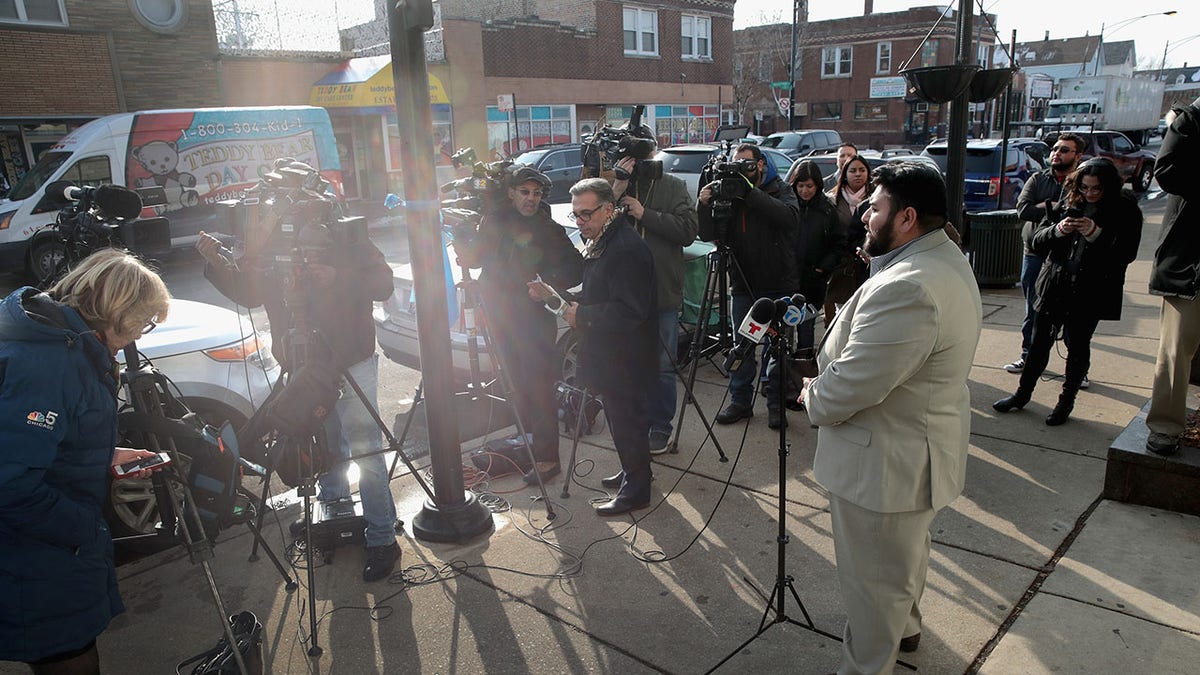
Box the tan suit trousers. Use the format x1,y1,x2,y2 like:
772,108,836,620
830,495,936,675
1147,294,1200,437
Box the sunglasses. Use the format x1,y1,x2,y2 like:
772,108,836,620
517,188,545,197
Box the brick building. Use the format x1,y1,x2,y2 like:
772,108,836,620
734,4,1001,149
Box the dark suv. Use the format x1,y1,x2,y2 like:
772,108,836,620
1043,130,1157,192
512,144,583,203
760,130,844,159
921,138,1049,212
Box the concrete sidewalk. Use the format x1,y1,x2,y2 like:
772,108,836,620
5,197,1199,674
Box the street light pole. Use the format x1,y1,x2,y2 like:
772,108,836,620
1093,11,1177,76
788,0,801,131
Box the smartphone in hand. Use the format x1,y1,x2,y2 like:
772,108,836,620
111,452,171,479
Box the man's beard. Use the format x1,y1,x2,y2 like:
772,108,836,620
1051,160,1074,174
863,217,896,257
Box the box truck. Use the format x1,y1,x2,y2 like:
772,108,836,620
0,106,341,276
1044,76,1164,144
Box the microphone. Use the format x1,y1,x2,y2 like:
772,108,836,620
725,297,776,372
775,293,810,328
61,184,144,220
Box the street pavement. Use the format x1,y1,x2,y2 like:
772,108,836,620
3,196,1199,674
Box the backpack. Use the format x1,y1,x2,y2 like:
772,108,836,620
187,421,249,537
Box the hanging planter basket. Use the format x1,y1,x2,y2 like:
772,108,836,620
969,68,1016,103
900,64,982,103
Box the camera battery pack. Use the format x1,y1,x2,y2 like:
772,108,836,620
302,497,366,550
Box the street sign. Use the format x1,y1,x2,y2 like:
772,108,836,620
777,97,791,117
497,94,514,112
770,81,793,90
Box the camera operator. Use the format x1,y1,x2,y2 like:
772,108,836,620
610,125,698,454
698,143,799,430
195,178,401,583
454,166,584,484
538,178,657,515
1,249,170,673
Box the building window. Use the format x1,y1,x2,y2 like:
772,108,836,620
128,0,188,34
758,53,772,81
854,101,889,121
822,46,852,78
485,105,573,159
681,14,711,60
0,0,67,25
812,102,842,121
623,6,658,57
920,40,939,67
876,42,892,74
653,104,719,147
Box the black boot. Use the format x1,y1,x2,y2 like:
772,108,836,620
1046,392,1075,426
992,390,1031,413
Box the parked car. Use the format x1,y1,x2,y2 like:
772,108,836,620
1157,119,1168,137
512,144,583,203
1043,130,1157,192
655,144,790,197
759,130,844,159
374,203,714,388
921,138,1050,212
108,299,279,537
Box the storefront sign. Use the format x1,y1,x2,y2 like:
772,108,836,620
870,76,908,99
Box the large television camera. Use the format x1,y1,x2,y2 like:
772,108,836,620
698,142,757,240
32,181,171,286
581,104,663,182
217,158,366,266
437,147,514,247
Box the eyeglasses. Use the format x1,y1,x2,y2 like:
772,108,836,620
1080,185,1103,194
568,204,609,222
516,188,545,198
142,320,157,335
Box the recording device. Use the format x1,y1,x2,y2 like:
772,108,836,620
698,143,757,240
54,182,145,220
1064,206,1085,219
111,452,171,478
581,104,664,181
557,381,604,435
216,158,365,266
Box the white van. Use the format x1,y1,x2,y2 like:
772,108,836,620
0,106,342,277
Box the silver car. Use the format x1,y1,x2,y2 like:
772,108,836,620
108,299,279,537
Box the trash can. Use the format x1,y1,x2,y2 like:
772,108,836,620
966,210,1022,288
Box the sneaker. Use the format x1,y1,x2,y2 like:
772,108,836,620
1080,375,1090,389
1146,432,1180,456
648,430,671,455
363,541,401,582
1003,358,1025,373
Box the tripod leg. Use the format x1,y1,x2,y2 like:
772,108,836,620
240,501,298,590
296,435,323,657
386,381,424,482
559,392,589,499
670,250,723,455
247,462,274,563
343,371,435,502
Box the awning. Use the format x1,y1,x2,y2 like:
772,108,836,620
310,55,450,115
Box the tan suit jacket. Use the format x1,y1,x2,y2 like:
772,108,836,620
808,229,982,513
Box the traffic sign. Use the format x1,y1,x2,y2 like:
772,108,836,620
497,94,514,112
777,97,791,117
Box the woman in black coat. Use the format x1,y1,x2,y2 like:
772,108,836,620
786,159,845,349
994,158,1143,425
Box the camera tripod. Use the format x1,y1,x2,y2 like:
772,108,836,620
117,343,262,675
706,320,839,673
667,242,755,460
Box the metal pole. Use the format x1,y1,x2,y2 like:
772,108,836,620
1159,40,1170,80
997,29,1016,210
788,0,799,131
387,0,493,543
512,93,520,154
945,0,973,230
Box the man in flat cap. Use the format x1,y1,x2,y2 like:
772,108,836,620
457,165,583,483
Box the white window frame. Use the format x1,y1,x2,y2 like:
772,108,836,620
623,6,659,57
0,0,68,25
681,14,711,61
876,42,892,74
822,45,853,79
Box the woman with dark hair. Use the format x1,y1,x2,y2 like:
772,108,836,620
823,154,872,324
994,158,1143,425
785,159,845,349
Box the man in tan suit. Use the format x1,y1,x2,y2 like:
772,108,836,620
800,162,982,675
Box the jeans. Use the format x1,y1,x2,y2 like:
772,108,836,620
1019,309,1099,398
649,309,680,436
317,354,398,548
1019,254,1045,359
730,292,782,409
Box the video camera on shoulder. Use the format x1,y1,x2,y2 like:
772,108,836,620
698,142,756,239
216,158,365,266
581,104,663,182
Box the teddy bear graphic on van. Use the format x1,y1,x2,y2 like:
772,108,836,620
131,140,200,209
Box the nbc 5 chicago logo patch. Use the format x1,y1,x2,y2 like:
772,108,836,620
27,410,59,430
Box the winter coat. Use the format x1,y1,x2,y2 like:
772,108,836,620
1016,168,1069,254
0,287,123,662
575,217,658,395
205,237,394,371
698,175,800,296
625,173,698,312
1150,100,1200,298
1031,195,1143,322
793,192,845,307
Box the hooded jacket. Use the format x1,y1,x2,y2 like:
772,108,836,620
0,287,124,662
697,168,800,296
1150,100,1200,298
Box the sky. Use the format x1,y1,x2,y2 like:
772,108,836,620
734,0,1200,73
